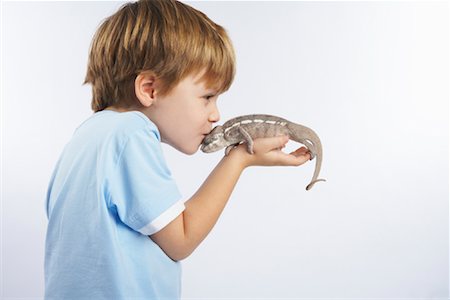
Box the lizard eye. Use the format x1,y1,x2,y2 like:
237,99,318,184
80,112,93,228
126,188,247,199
213,132,223,141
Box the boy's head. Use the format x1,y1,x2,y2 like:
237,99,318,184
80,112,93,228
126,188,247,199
84,0,235,112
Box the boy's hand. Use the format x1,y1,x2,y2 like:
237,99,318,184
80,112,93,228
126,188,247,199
230,135,311,169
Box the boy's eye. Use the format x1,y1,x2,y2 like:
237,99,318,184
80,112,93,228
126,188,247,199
203,94,216,100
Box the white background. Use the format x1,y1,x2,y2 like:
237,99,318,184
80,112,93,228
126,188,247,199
1,1,448,299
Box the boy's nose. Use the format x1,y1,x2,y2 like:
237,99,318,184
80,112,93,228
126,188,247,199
209,103,220,123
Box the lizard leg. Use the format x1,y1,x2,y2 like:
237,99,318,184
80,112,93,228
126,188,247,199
225,145,237,156
238,127,254,154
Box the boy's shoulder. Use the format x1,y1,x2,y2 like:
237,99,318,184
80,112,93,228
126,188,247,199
77,110,160,141
70,110,161,150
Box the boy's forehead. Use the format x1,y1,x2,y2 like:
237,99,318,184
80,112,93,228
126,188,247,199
191,71,219,92
191,69,209,84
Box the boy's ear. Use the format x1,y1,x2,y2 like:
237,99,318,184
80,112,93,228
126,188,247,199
135,72,158,107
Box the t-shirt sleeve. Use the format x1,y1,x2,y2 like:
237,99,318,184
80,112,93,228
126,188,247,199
108,126,184,236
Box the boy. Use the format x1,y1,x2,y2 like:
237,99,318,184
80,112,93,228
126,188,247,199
45,0,311,299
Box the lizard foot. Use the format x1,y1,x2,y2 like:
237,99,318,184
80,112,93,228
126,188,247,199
246,144,254,155
225,145,237,156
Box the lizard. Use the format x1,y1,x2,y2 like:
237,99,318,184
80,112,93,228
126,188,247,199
201,114,326,191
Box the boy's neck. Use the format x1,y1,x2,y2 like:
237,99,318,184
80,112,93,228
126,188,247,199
104,106,153,123
104,106,131,113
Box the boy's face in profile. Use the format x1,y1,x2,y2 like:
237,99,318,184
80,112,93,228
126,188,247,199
145,71,221,155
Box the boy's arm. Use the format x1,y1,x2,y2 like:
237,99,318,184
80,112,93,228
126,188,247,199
150,136,311,261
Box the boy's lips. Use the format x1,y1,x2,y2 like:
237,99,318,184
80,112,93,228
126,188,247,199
201,128,213,141
201,132,211,143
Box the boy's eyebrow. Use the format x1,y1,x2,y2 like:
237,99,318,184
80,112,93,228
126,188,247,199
202,88,218,95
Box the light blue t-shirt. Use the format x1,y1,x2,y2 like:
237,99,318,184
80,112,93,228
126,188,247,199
45,110,185,299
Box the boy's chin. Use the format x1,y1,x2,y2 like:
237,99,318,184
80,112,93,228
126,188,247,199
163,140,199,155
174,144,199,156
183,148,198,156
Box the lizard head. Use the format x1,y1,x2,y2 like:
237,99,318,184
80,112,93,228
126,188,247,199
200,125,227,153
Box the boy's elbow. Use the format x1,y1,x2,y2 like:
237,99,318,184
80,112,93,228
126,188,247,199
149,211,207,261
149,214,197,261
149,236,193,261
167,247,194,262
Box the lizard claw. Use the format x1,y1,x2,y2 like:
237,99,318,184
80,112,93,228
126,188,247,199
247,144,254,155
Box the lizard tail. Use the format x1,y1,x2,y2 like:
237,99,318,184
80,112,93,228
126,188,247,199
287,123,326,191
306,178,327,191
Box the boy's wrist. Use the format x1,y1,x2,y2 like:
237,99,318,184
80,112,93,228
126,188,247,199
225,144,251,170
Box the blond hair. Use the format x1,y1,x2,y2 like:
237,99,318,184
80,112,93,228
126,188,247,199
84,0,236,112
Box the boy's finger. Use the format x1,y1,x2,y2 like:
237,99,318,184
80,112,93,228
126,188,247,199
283,150,311,166
253,135,289,152
290,147,310,157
